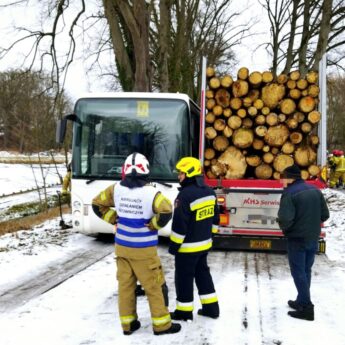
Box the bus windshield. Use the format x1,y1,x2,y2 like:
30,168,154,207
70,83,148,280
72,97,190,181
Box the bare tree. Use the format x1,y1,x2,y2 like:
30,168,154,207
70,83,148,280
327,75,345,150
261,0,345,75
0,0,253,98
0,70,71,152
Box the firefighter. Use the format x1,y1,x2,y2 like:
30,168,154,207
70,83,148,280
329,150,345,188
339,150,345,188
61,161,72,195
92,152,181,336
169,157,220,321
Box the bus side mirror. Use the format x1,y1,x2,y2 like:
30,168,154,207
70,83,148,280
56,118,67,144
56,113,79,144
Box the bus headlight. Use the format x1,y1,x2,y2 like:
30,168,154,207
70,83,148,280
73,200,82,210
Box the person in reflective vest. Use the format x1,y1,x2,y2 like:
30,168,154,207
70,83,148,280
92,152,181,336
329,150,345,188
61,161,72,195
169,156,220,321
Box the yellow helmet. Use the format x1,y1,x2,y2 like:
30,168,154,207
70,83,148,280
176,157,202,178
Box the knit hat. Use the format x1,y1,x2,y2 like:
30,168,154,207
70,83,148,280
282,164,301,179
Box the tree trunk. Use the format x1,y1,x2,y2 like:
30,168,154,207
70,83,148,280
103,0,134,91
158,0,173,91
298,0,311,76
113,0,151,92
312,0,332,71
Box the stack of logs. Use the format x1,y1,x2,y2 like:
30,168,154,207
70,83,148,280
204,66,322,180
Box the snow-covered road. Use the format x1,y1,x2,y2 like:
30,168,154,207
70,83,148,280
1,225,345,345
1,158,345,345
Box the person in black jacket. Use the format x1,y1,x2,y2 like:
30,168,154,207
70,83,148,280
169,157,220,321
277,164,330,321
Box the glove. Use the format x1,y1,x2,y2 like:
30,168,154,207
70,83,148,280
168,243,179,256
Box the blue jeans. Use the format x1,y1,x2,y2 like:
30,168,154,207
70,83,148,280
287,238,318,306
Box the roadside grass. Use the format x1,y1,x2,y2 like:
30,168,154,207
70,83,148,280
0,205,71,236
0,157,66,164
0,194,71,235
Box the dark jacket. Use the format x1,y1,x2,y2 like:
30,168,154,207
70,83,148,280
169,177,219,255
277,179,330,240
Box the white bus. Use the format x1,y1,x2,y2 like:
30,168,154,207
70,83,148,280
56,92,201,237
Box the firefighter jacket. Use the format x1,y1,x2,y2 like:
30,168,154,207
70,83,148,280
92,182,172,255
335,156,345,172
328,156,345,172
277,179,329,241
169,177,219,255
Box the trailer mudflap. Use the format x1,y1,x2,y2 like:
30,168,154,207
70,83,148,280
212,234,326,254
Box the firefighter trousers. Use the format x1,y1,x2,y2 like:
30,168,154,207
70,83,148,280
116,255,171,333
329,170,345,187
174,252,219,317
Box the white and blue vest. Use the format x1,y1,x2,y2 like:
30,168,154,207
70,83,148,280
114,183,158,248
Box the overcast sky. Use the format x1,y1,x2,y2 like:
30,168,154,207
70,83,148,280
0,0,271,101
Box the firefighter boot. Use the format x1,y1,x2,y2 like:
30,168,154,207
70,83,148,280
154,323,181,335
288,304,314,321
197,302,220,319
170,310,193,321
123,320,141,335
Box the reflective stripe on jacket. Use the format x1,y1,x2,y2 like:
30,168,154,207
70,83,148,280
169,178,219,254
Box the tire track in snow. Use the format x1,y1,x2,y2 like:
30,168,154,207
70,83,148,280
0,240,113,312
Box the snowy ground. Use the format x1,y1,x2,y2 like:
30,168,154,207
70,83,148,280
1,162,345,345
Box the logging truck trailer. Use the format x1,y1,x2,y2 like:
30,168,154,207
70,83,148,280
199,57,327,253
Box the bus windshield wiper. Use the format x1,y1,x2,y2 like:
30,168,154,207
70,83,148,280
153,181,173,188
86,174,115,184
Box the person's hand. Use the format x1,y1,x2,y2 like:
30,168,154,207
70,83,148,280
145,221,157,231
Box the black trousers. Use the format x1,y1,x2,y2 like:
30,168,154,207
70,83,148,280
175,252,219,315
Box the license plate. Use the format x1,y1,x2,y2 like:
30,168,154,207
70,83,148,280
250,239,272,250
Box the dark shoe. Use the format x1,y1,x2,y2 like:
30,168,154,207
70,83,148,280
288,300,300,310
197,309,219,319
288,304,314,321
135,284,145,297
154,323,181,335
123,320,141,335
170,310,193,321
